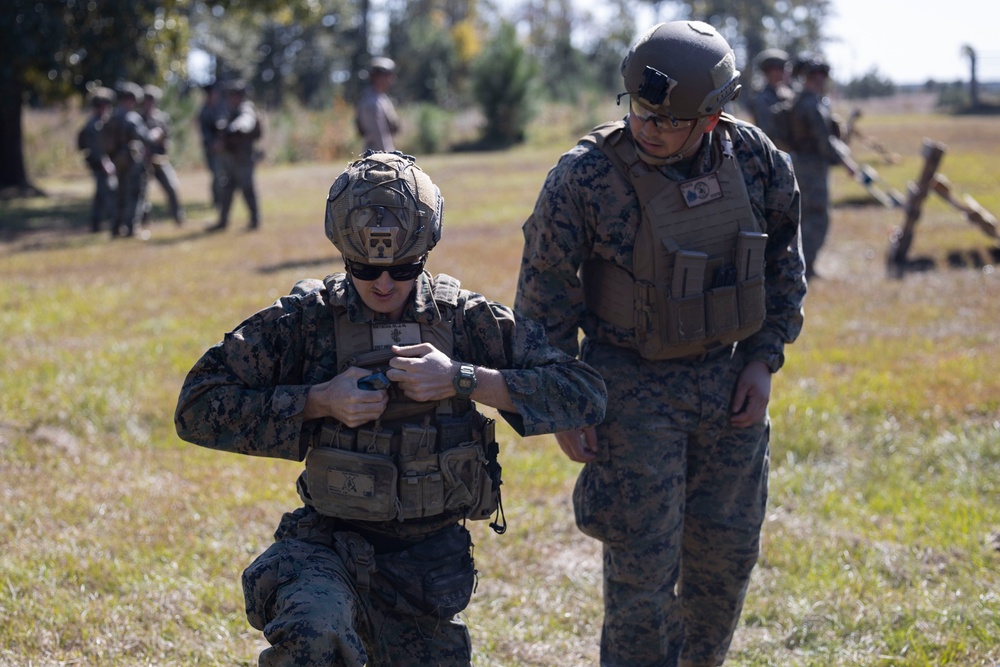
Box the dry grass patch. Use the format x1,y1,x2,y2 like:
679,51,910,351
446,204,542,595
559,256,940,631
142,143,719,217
3,104,1000,666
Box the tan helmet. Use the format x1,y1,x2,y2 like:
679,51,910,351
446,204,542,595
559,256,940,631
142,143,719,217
755,48,789,72
621,21,741,120
325,151,443,265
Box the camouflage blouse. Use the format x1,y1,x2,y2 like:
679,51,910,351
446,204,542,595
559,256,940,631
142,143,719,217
515,117,807,372
175,272,607,461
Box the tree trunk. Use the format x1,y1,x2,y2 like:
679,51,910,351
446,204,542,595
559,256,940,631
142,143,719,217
0,78,42,198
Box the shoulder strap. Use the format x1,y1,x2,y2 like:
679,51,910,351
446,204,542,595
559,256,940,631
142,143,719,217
430,273,461,309
587,120,668,213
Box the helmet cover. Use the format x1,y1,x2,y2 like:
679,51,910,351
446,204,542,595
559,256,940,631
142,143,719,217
325,151,443,265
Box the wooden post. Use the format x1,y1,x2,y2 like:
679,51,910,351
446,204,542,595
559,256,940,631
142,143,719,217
886,139,947,275
831,136,906,209
929,174,1000,244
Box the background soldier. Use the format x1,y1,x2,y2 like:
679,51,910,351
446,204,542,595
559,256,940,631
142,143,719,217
175,151,607,666
77,86,117,233
102,82,162,238
750,48,794,144
140,84,185,226
515,21,806,667
198,82,225,211
356,57,400,152
207,80,261,232
789,54,843,278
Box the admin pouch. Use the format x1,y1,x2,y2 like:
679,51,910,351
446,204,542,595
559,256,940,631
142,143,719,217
306,446,401,522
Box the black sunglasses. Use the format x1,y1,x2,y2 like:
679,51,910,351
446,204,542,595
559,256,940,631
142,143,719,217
346,258,426,281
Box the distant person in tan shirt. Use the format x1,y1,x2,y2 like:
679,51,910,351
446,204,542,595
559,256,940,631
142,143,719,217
356,57,400,152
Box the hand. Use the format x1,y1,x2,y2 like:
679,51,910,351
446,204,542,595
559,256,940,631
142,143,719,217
554,426,598,463
386,343,455,402
305,366,387,427
730,360,772,428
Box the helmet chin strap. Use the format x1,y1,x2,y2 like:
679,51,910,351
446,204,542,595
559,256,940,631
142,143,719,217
634,115,714,166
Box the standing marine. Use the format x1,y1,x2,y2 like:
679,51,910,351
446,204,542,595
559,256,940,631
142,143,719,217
207,80,262,232
788,54,843,278
175,151,607,666
140,84,185,226
515,21,807,667
749,48,794,144
77,86,117,233
102,82,162,238
356,57,401,153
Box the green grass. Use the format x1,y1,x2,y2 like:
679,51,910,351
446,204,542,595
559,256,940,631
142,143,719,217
2,100,999,666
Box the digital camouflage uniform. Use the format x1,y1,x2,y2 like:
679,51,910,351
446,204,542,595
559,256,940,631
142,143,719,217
213,88,262,230
102,85,156,238
198,86,226,209
175,270,607,666
142,94,185,225
750,82,794,144
515,115,806,666
77,98,116,233
789,88,840,276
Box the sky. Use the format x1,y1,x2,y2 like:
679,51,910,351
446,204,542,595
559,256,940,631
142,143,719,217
558,0,1000,85
823,0,1000,84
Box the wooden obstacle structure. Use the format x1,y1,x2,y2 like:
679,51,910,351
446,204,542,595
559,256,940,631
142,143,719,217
843,109,901,165
831,136,906,209
886,138,999,276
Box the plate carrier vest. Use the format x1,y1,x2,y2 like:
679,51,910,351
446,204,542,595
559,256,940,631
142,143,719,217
297,273,502,527
580,116,768,360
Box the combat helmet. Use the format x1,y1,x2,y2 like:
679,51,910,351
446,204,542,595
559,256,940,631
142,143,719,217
87,86,116,107
792,53,830,78
755,48,789,72
620,21,741,163
621,21,741,120
325,151,443,266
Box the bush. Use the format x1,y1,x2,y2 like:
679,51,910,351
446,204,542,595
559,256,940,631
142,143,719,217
470,21,539,148
409,103,452,155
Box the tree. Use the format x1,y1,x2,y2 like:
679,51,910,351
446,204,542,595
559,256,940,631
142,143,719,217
842,67,896,100
0,0,189,197
385,0,480,107
961,44,979,110
188,0,361,110
471,21,539,146
661,0,832,95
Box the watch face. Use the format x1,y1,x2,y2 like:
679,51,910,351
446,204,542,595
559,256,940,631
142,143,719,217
457,378,473,390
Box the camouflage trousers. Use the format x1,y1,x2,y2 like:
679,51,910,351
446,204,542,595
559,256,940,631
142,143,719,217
112,158,147,237
217,152,259,228
792,155,831,275
242,508,473,667
87,163,116,232
576,341,770,667
147,159,184,224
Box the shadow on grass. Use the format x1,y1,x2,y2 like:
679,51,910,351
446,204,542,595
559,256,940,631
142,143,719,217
834,195,899,209
887,246,1000,278
0,190,215,250
257,256,337,275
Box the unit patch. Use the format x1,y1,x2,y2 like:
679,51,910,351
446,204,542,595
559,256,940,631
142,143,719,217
680,173,723,208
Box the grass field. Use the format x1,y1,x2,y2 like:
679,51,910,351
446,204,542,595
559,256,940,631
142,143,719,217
1,100,999,666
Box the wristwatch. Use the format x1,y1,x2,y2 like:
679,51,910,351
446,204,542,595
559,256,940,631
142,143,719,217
453,363,477,399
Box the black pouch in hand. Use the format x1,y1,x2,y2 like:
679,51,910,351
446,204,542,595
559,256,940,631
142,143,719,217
376,524,476,619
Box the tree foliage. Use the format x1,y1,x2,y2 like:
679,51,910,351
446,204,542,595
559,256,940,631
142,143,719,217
470,21,539,147
1,0,849,192
842,67,896,100
0,0,191,192
189,0,361,109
